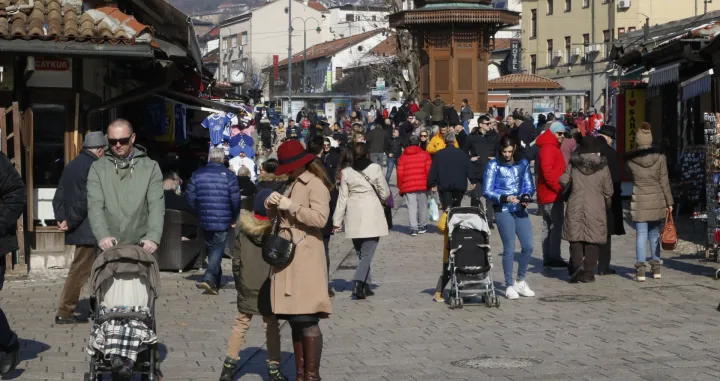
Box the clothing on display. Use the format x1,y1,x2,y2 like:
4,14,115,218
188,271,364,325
201,113,232,146
174,104,187,142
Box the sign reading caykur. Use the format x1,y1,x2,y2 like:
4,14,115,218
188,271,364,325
35,57,70,71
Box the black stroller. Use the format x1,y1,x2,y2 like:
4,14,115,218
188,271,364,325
85,245,161,381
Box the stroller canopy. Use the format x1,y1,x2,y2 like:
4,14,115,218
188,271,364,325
448,206,490,237
90,245,160,298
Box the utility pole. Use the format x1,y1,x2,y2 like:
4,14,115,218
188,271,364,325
287,0,292,119
590,0,595,111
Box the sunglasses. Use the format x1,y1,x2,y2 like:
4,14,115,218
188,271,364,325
420,135,428,138
555,132,565,137
108,136,132,146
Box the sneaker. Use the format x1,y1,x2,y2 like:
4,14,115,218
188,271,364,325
432,292,445,303
649,259,663,279
513,280,535,297
418,227,427,234
505,285,519,300
196,281,219,295
635,262,647,282
219,363,235,381
544,260,569,270
0,337,19,376
411,229,418,236
268,369,288,381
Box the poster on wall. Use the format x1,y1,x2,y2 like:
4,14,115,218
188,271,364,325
532,98,554,125
624,89,646,152
324,102,336,125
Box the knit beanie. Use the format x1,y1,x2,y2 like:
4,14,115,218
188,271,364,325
253,188,273,218
549,121,565,134
637,122,652,148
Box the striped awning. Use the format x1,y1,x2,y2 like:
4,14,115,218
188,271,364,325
648,63,680,87
681,69,713,101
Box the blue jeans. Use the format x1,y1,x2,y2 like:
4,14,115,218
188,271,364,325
462,120,470,134
203,230,229,287
385,156,397,184
635,221,661,262
495,210,534,286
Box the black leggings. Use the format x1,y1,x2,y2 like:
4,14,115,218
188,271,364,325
435,263,451,293
0,307,15,350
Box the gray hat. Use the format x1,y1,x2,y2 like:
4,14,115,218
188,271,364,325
83,131,107,149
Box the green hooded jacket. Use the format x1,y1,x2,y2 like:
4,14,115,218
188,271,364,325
87,146,164,245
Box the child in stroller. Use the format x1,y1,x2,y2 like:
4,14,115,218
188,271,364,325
85,245,161,381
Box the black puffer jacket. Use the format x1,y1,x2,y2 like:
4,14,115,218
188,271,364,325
386,136,403,157
0,152,25,290
52,150,98,246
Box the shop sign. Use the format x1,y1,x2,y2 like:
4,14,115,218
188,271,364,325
507,39,521,74
35,57,70,71
376,77,385,91
624,89,646,151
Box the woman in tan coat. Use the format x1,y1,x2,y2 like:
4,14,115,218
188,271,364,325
265,140,333,381
624,122,673,281
333,142,391,300
560,136,613,283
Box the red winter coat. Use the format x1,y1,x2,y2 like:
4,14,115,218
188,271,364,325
397,145,432,195
409,103,419,115
536,129,566,204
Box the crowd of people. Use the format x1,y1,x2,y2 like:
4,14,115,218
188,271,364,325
0,97,676,380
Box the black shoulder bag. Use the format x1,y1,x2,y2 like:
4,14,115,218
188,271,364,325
354,168,393,229
261,182,305,269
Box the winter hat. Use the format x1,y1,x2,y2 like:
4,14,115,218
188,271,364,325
83,131,107,149
637,122,653,148
253,188,273,219
549,121,565,135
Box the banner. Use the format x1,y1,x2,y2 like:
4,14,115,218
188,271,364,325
326,63,332,91
624,89,646,152
273,55,279,80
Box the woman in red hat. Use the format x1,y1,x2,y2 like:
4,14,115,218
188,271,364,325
264,140,333,381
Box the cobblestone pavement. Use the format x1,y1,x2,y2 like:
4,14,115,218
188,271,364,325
3,186,720,380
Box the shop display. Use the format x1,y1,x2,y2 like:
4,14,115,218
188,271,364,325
704,113,720,261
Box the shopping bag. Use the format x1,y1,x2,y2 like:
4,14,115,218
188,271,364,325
429,196,440,222
661,210,677,251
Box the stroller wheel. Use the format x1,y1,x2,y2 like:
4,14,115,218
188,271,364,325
493,296,501,308
484,296,492,308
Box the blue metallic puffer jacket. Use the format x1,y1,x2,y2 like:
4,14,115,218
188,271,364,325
186,162,241,232
482,157,535,213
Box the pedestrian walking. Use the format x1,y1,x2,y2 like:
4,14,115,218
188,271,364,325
419,129,429,151
460,98,474,134
88,119,164,254
0,151,25,376
559,136,613,283
398,135,432,236
466,115,499,228
385,128,402,184
219,189,288,381
52,131,107,324
596,125,625,275
186,147,241,295
430,95,445,124
428,132,470,209
366,123,387,166
625,122,673,281
333,143,390,299
426,122,459,155
264,140,333,381
536,121,569,270
483,135,536,300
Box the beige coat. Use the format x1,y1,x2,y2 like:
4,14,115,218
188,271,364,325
625,147,673,222
559,152,613,244
267,170,332,317
333,162,390,239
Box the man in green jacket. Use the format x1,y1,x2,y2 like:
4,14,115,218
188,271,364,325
87,119,164,254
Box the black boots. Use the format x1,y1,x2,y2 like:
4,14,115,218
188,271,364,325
364,283,374,297
352,281,366,300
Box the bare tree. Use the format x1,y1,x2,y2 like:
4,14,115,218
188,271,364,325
380,0,420,100
244,56,272,93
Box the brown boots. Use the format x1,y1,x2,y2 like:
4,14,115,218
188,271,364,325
292,327,323,381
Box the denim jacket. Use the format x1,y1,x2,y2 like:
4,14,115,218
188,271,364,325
482,157,535,213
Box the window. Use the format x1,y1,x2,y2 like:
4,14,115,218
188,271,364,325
618,27,625,36
531,9,537,38
565,0,571,12
222,36,229,50
565,36,571,61
629,26,636,32
547,0,553,15
583,33,590,46
230,35,237,48
345,13,354,22
547,39,553,65
583,0,589,7
241,31,248,45
603,29,610,42
530,54,537,74
335,67,343,81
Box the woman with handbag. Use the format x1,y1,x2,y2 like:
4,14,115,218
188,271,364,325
624,122,673,281
333,142,391,300
264,140,333,381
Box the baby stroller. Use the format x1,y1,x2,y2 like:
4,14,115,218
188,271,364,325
85,245,161,381
446,206,499,309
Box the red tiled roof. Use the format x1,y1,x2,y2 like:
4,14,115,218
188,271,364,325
203,47,219,64
493,38,511,51
488,74,562,90
307,1,329,13
0,3,152,43
369,35,395,55
276,29,383,67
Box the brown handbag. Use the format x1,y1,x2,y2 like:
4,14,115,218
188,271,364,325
661,210,677,251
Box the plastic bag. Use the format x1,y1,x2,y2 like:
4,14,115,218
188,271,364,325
429,196,440,222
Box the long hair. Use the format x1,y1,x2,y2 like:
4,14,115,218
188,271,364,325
496,134,518,162
306,158,334,191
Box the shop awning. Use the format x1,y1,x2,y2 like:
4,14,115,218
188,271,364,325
159,90,241,113
648,63,680,87
488,94,508,108
681,69,713,101
0,39,154,58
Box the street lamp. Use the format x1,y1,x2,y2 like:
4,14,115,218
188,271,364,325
291,16,321,93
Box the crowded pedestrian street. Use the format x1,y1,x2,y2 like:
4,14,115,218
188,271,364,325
3,184,720,381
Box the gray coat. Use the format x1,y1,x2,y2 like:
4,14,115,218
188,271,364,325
625,147,673,222
560,152,613,244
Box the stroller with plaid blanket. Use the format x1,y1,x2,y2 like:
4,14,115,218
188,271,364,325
84,245,161,381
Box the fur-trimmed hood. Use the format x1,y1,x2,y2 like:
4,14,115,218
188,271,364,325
237,210,272,246
570,152,608,175
623,146,663,168
257,172,288,183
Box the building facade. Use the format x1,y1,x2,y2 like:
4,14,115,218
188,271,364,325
521,0,720,111
326,4,390,39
